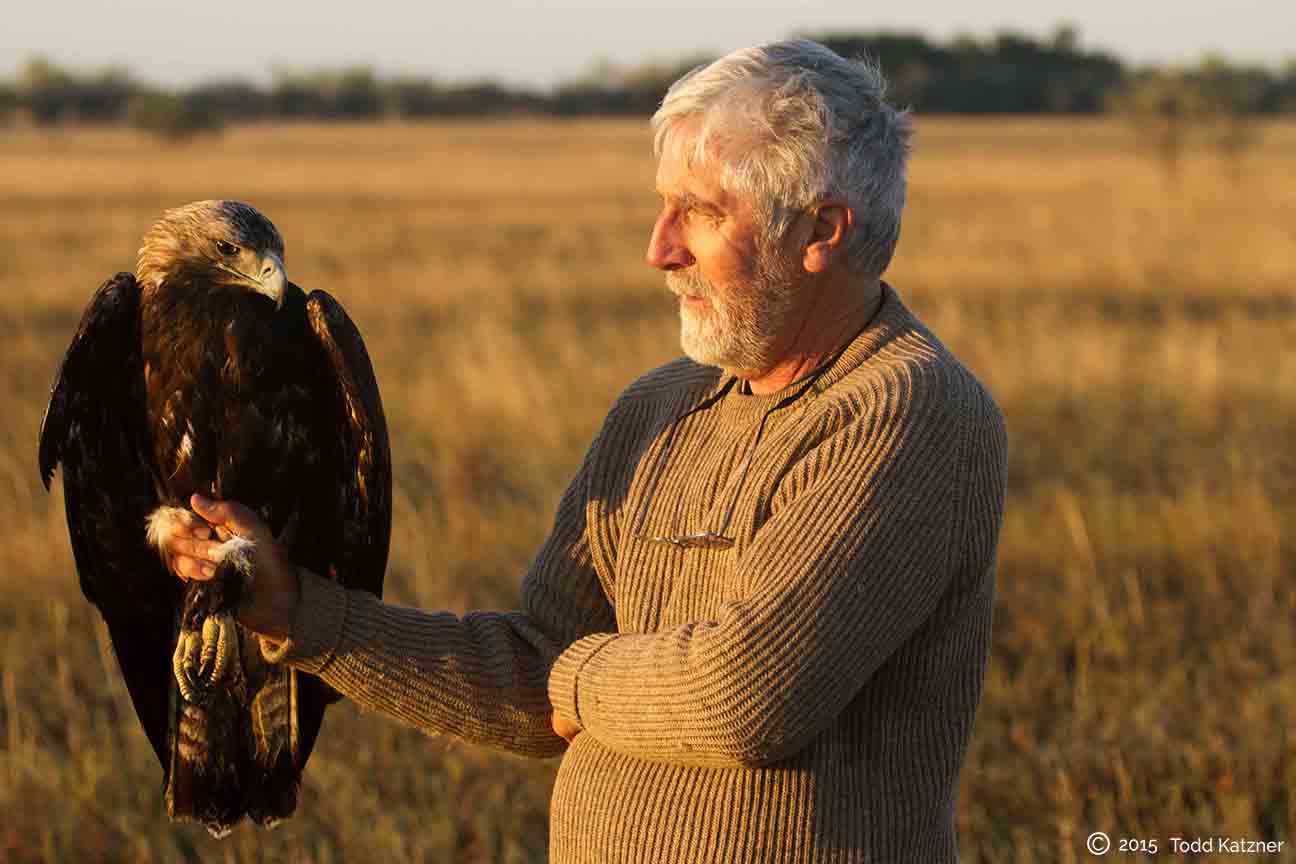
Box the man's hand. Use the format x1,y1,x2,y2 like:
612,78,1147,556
552,710,581,743
164,494,301,640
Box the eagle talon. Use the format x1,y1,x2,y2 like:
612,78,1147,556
173,613,240,703
173,628,204,704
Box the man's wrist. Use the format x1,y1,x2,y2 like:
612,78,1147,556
547,632,618,734
266,563,303,640
258,567,348,671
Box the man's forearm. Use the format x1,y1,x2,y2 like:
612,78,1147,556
268,569,570,758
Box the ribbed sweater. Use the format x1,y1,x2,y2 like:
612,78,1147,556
267,284,1008,863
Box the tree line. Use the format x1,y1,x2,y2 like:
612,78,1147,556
2,28,1294,138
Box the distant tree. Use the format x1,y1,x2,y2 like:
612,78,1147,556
17,56,77,124
1051,23,1081,54
332,67,383,118
383,78,445,117
553,57,706,116
0,82,16,124
185,81,273,124
1109,69,1206,180
379,78,541,118
126,92,223,141
74,66,141,122
1113,58,1268,182
441,82,542,116
813,27,1124,114
1193,56,1267,178
14,56,144,124
1278,59,1296,112
270,66,382,120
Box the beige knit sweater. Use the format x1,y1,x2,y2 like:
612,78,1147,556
269,284,1008,863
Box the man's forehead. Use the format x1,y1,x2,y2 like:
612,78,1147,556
654,122,726,202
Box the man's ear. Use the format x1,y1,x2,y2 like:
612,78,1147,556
802,201,852,274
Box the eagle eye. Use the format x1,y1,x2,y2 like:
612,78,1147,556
215,239,240,256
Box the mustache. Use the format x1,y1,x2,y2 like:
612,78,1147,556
665,270,713,298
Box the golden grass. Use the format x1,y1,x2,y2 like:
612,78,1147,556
0,117,1293,862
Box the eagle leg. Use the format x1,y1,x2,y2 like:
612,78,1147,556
173,540,253,703
174,613,241,703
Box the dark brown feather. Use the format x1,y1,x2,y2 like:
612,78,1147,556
38,273,179,767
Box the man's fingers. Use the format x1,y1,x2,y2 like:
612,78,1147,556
174,555,216,582
551,711,582,742
169,536,222,561
163,501,255,584
182,521,213,541
171,509,213,539
191,494,268,541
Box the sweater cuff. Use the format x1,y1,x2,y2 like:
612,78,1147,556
258,567,349,674
547,633,618,731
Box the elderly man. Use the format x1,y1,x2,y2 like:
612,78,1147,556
168,39,1006,863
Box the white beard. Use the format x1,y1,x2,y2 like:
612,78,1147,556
667,256,797,373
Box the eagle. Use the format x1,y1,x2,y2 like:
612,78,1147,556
38,200,391,835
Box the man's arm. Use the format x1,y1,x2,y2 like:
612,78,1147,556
548,377,1007,768
170,414,620,759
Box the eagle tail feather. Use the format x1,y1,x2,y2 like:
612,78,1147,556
166,694,247,836
244,664,301,827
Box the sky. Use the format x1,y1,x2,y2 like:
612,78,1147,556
4,0,1291,89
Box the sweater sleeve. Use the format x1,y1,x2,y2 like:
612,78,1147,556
261,411,620,759
547,371,1005,768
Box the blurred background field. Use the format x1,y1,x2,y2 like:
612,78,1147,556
0,116,1293,862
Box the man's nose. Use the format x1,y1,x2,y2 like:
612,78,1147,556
645,211,694,271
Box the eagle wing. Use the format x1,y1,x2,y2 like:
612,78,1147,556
38,272,178,768
301,289,391,600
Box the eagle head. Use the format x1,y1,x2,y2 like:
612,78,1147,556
136,200,288,308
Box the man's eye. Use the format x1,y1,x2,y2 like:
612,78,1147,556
688,207,718,226
215,240,239,256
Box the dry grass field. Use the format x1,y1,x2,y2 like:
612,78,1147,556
0,116,1293,862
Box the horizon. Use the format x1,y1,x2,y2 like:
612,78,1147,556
4,0,1292,91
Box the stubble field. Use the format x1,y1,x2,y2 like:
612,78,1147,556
0,117,1293,862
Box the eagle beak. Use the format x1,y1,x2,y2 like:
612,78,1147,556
257,253,287,309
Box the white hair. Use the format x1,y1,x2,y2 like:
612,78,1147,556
652,39,913,280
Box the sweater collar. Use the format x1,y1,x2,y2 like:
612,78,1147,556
696,281,913,417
